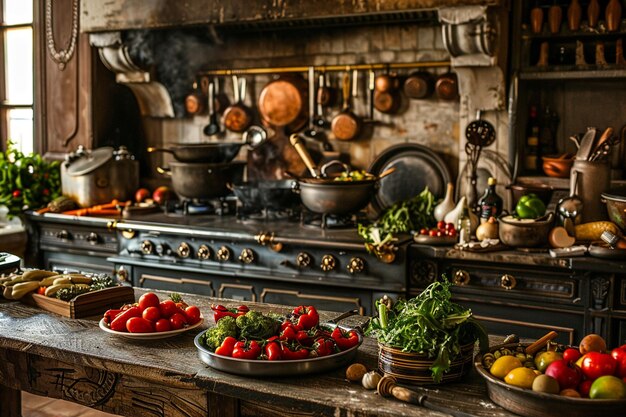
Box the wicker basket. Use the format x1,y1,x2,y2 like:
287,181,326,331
378,342,475,385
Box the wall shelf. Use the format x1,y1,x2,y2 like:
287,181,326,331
520,67,626,80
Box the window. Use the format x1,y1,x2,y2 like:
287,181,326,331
0,0,33,154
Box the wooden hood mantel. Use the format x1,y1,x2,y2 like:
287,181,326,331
80,0,499,33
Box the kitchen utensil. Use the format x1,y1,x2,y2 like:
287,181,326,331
157,161,245,200
368,143,451,214
184,80,206,115
464,110,496,209
588,126,613,160
373,88,401,114
498,213,555,248
571,160,610,223
258,74,308,133
290,133,320,178
542,153,574,178
242,125,269,150
331,72,362,141
435,71,458,101
374,72,399,93
403,71,435,99
364,69,376,122
575,127,597,161
568,134,581,149
203,81,221,136
557,170,583,234
294,179,377,215
602,187,626,232
475,343,626,417
194,322,362,377
303,68,333,152
223,75,253,133
147,142,244,163
314,73,330,129
588,242,626,259
61,146,139,207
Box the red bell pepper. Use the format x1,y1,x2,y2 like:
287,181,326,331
215,336,238,357
232,340,261,360
331,327,360,350
296,329,314,347
292,305,319,330
103,309,122,325
280,324,298,342
211,304,249,322
281,344,310,360
312,337,336,357
109,306,141,332
264,341,282,361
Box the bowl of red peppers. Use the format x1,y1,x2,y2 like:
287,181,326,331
194,304,363,376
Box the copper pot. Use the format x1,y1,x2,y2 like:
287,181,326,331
435,72,459,101
258,74,308,133
403,71,435,99
331,72,362,141
223,75,253,133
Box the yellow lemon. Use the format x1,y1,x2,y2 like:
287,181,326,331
505,367,538,389
490,355,523,379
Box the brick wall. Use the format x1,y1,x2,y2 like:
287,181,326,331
145,23,460,184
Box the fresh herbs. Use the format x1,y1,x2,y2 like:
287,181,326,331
367,279,488,383
358,187,436,253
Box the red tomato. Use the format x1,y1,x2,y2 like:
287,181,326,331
428,229,438,237
184,305,201,324
12,190,21,198
446,228,457,237
445,222,455,230
154,318,172,332
419,228,428,235
126,317,155,333
564,348,582,363
437,220,446,230
580,352,617,380
142,306,161,322
578,379,593,398
436,231,443,237
138,292,160,311
159,300,178,318
37,286,47,295
170,313,187,330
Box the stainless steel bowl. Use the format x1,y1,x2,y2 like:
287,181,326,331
194,323,362,377
602,188,626,233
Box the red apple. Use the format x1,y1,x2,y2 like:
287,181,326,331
545,359,582,390
135,188,151,203
580,352,617,380
152,186,174,205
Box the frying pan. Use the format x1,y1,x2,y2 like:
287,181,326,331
223,75,253,133
147,142,243,163
331,72,362,141
258,74,308,133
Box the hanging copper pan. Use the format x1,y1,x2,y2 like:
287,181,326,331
257,74,308,133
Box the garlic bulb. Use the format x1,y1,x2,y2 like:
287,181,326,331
362,371,382,390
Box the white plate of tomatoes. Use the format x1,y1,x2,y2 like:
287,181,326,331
98,292,204,340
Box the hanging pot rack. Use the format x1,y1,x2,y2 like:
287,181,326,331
199,60,451,76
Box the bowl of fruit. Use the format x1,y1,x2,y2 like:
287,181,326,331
414,220,457,246
474,333,626,417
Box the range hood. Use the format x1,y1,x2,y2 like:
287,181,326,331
80,0,499,33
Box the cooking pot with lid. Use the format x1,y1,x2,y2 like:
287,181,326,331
61,146,139,207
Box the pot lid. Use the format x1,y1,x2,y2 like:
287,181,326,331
368,143,451,214
66,147,114,176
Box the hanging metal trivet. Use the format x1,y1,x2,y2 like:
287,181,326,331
46,0,79,70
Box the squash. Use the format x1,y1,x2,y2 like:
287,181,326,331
574,221,620,242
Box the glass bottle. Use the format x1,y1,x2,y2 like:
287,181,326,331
457,199,472,245
478,177,503,222
524,105,540,173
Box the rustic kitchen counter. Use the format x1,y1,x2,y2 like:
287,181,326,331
0,290,519,417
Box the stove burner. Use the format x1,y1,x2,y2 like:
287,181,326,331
169,197,237,216
300,211,362,229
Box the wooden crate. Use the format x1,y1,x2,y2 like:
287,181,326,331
24,286,135,318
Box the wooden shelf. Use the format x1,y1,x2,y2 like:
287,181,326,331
521,21,626,40
520,67,626,80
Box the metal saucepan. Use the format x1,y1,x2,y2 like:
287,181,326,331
230,180,299,211
147,142,244,163
157,161,245,200
223,75,253,133
403,71,435,99
331,72,362,141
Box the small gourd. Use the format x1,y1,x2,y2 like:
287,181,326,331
475,216,499,241
434,183,455,221
362,371,382,390
346,363,368,382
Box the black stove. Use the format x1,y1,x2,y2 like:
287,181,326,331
109,211,410,315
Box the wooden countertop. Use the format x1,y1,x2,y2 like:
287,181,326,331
0,289,518,417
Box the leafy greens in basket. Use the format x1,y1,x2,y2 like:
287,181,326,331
367,279,488,383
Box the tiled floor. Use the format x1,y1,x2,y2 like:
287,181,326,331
22,392,120,417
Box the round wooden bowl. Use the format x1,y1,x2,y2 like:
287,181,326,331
474,343,626,417
378,342,474,385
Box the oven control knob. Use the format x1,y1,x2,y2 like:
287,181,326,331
86,232,100,245
197,245,211,260
217,246,231,262
177,242,191,258
56,229,72,241
320,254,337,272
347,257,365,274
141,240,154,255
155,243,172,257
116,266,129,282
239,248,255,264
296,252,312,268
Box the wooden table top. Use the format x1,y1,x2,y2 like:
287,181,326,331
0,289,519,417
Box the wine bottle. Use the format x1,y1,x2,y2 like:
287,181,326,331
478,177,503,222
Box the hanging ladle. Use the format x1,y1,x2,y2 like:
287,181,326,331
203,80,221,137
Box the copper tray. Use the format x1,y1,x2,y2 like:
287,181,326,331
194,323,362,377
474,343,626,417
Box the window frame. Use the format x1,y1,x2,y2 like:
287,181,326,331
0,0,40,153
